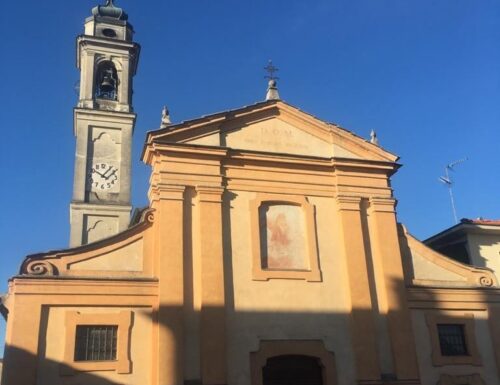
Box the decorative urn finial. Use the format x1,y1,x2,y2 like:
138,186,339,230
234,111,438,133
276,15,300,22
370,129,379,145
160,106,171,128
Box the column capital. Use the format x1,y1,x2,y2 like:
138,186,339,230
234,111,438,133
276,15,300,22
157,184,186,201
196,185,225,203
336,195,362,211
369,197,397,213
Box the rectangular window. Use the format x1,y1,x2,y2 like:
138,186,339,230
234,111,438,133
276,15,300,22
437,324,468,356
74,325,118,361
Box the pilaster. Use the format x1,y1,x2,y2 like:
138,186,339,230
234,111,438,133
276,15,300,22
368,197,419,381
488,307,500,378
154,185,186,385
336,195,381,382
196,186,227,385
78,47,96,108
1,297,42,385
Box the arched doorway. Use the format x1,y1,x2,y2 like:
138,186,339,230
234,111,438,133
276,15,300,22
262,355,323,385
251,340,337,385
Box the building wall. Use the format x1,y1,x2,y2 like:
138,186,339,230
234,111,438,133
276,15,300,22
411,308,499,385
3,104,500,385
37,306,152,385
467,233,500,279
225,192,356,385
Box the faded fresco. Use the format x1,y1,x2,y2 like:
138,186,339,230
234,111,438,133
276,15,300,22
259,204,308,269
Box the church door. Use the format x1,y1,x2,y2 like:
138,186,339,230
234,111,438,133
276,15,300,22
262,355,323,385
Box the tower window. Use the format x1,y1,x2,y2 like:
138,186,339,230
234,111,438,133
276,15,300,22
437,324,468,356
102,28,117,38
95,62,118,101
74,325,118,361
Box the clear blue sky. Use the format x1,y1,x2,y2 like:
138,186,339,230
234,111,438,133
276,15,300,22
0,0,499,354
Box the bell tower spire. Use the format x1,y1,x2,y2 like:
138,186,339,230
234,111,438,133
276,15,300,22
70,0,141,247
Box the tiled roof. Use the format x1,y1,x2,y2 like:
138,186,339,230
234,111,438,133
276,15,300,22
461,218,500,226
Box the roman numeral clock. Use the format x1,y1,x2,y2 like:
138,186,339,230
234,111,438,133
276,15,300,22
69,0,140,247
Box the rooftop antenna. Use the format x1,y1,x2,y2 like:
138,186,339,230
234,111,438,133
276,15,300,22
438,157,468,224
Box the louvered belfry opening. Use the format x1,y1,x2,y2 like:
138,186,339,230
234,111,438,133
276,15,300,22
74,325,118,361
262,355,323,385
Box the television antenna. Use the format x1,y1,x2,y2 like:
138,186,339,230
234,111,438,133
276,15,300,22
438,157,468,224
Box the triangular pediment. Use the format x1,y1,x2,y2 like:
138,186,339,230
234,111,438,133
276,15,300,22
144,101,398,162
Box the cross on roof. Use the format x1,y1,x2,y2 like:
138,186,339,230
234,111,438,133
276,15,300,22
264,60,279,81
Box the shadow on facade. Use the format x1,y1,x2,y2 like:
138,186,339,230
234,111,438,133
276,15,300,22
3,277,484,385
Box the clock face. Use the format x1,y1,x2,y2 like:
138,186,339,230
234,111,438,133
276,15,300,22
87,162,119,191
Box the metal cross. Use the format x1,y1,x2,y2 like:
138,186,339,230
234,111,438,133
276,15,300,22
264,60,279,81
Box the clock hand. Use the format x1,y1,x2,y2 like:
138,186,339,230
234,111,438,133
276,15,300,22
105,169,118,180
102,165,114,178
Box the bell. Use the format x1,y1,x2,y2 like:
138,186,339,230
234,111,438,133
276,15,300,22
100,74,115,93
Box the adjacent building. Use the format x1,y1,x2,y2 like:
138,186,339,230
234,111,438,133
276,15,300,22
425,219,500,282
1,2,500,385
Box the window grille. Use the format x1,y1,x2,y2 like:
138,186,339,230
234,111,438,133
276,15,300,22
437,324,468,356
74,325,118,361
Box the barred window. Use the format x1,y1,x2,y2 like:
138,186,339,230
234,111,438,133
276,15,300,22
437,324,468,356
74,325,118,361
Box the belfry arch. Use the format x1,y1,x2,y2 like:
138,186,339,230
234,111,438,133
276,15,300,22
95,60,118,100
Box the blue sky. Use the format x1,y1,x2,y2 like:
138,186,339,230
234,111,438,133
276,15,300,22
0,0,499,354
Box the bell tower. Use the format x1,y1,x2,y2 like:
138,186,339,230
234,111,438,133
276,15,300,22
70,0,140,247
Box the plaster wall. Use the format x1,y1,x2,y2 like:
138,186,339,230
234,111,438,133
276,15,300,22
70,108,135,247
69,238,144,271
411,309,499,385
224,119,335,157
410,250,467,283
467,233,500,280
36,306,152,385
225,191,356,385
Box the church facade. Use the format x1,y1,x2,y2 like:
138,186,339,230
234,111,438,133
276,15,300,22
2,2,500,385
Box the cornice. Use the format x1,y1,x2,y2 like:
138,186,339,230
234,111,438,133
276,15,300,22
407,286,500,306
144,141,399,175
74,107,136,120
77,35,139,51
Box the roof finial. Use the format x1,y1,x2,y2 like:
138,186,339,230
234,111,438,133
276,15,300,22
160,105,171,128
370,129,379,145
264,60,280,101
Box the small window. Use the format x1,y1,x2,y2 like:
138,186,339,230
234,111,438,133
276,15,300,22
102,28,117,38
74,325,118,361
437,324,468,356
